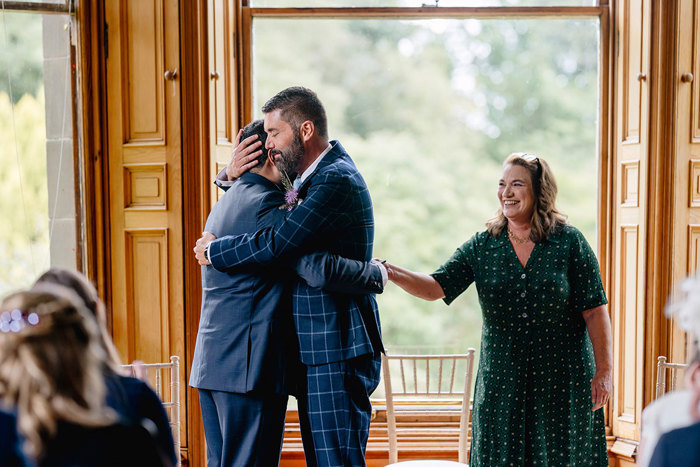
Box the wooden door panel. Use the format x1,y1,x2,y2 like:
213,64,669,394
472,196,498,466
122,0,167,143
612,0,650,443
208,0,238,204
671,0,700,364
621,0,645,144
616,225,639,424
105,0,185,454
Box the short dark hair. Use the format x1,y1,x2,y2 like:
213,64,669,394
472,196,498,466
240,119,268,171
262,86,328,139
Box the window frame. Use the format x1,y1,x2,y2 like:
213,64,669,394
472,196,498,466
235,0,615,455
237,2,613,271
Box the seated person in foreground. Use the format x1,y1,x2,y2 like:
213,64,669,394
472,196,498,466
33,268,177,465
0,285,171,466
645,275,700,466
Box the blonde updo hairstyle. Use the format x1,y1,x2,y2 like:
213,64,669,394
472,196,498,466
0,285,114,460
34,268,123,374
486,152,568,243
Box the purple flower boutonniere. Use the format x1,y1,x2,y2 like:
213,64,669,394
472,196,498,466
279,170,303,211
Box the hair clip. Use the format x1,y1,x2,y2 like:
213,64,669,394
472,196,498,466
0,309,40,333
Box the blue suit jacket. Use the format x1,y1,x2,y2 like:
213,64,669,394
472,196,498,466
190,171,383,393
0,409,27,467
649,420,700,466
208,141,384,365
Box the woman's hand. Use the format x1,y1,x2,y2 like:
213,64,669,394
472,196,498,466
582,305,613,411
590,367,612,411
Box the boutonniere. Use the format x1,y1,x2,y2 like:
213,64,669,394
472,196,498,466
279,170,303,211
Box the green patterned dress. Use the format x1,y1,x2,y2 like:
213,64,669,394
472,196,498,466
431,225,608,466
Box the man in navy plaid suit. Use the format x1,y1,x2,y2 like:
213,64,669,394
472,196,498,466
195,87,384,466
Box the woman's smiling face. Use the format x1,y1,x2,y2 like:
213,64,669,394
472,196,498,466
498,163,536,224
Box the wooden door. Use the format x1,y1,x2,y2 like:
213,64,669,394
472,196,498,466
669,0,700,366
611,0,651,446
104,0,186,457
208,0,239,203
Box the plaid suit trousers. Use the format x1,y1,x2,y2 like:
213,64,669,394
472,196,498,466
297,354,381,467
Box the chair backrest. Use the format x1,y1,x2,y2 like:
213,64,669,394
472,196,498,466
121,356,181,467
382,349,476,464
655,355,688,399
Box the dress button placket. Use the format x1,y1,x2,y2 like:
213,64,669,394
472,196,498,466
521,273,527,319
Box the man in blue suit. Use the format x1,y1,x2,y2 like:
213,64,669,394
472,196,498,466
195,87,384,466
190,119,385,466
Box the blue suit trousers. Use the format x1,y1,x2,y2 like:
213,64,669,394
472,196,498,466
198,389,288,467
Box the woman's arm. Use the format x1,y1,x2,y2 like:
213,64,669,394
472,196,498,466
384,261,446,301
582,304,613,411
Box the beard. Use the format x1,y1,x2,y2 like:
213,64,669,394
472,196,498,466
271,132,304,178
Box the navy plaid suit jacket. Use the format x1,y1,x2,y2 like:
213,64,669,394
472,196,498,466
208,140,383,365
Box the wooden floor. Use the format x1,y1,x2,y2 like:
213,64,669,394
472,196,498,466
279,405,467,466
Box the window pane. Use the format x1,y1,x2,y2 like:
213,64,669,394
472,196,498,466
253,17,600,353
251,0,596,7
0,11,76,296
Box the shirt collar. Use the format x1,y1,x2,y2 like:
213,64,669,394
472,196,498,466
298,143,332,184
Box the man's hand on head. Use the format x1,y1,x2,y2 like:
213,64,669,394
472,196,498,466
194,231,217,265
226,129,263,180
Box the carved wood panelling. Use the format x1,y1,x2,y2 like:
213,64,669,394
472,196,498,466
121,0,166,144
671,0,700,367
611,0,649,447
621,0,644,144
214,0,234,145
617,225,639,424
621,161,639,206
690,160,700,207
124,229,170,363
124,163,168,209
106,0,185,455
208,0,238,208
687,225,700,274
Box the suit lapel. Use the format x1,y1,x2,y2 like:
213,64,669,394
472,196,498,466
297,140,346,197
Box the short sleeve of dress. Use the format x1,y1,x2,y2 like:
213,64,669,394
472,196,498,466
567,226,608,313
430,234,478,306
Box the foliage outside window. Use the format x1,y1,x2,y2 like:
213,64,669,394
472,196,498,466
0,8,74,297
253,16,600,365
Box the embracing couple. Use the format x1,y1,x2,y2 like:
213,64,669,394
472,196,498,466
189,87,386,467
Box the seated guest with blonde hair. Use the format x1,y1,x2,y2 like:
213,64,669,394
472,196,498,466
33,268,177,465
0,285,170,466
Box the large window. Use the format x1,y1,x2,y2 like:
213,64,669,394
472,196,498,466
252,12,601,357
0,2,77,297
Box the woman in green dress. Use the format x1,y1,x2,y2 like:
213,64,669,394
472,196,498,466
383,153,613,466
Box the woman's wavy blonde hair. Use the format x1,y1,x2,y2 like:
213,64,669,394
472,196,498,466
34,268,124,374
0,285,114,460
486,152,568,243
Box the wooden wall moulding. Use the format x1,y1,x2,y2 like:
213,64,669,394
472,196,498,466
123,163,168,210
621,161,640,206
687,225,700,274
123,228,171,363
620,0,645,145
690,160,700,207
119,0,167,145
616,225,640,427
